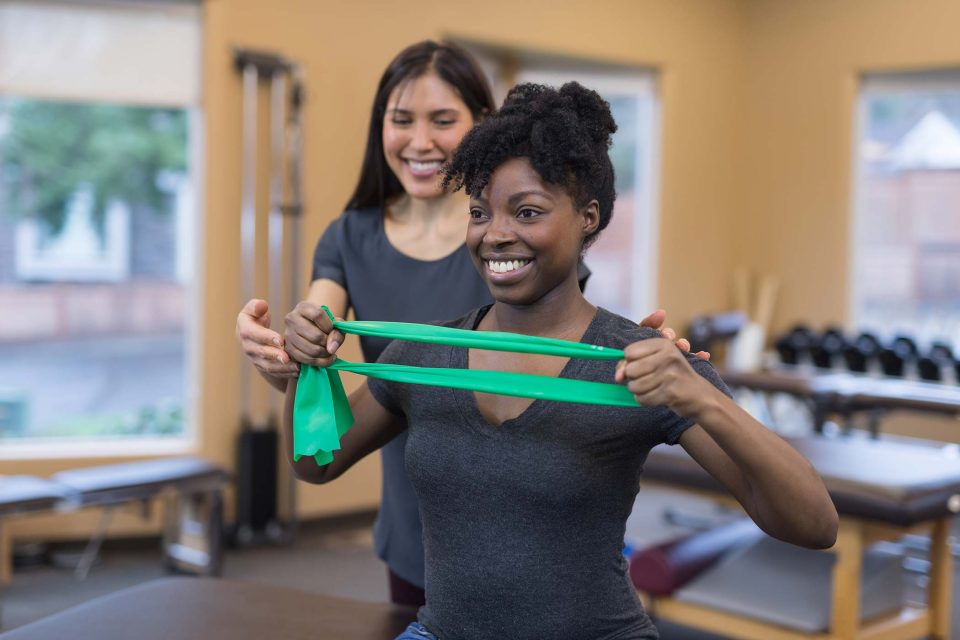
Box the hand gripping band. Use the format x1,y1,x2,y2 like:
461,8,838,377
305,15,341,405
293,307,638,466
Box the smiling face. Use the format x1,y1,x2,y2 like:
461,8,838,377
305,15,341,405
466,157,600,306
382,72,476,201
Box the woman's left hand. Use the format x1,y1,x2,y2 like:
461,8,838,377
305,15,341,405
638,309,710,361
614,338,712,418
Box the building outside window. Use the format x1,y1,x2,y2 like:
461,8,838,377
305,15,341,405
0,1,201,451
851,70,960,353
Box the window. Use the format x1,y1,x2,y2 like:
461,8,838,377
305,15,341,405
0,1,201,451
458,43,661,321
851,70,960,349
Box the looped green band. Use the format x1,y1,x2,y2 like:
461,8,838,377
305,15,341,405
293,307,637,466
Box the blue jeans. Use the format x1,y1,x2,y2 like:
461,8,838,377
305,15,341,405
394,621,440,640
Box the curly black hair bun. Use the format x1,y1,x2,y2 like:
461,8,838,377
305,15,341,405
445,81,618,249
557,82,617,147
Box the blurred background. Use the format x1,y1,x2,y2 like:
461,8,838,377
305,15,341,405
1,0,959,636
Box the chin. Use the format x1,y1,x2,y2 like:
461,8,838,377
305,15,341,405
398,177,444,200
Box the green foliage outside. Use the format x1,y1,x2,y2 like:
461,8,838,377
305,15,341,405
0,98,188,237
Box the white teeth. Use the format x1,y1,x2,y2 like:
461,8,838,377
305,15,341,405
487,259,530,273
408,160,441,171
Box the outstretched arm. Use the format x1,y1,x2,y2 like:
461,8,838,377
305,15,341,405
616,340,838,549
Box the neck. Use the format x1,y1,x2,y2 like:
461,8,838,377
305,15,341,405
389,191,468,226
486,275,596,339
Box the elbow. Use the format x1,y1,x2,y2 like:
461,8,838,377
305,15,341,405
811,506,840,550
791,503,839,550
289,458,334,485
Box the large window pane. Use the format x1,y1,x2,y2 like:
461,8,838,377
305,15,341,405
0,98,195,442
852,72,960,349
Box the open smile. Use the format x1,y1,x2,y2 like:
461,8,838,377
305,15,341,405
403,159,444,178
484,258,534,282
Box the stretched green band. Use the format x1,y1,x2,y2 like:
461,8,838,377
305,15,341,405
293,308,636,466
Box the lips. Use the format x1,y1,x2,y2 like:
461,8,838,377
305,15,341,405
483,257,534,283
404,159,443,178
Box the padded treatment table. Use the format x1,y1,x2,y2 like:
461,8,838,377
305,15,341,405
0,577,415,640
639,434,960,640
0,477,71,585
720,368,960,436
0,457,229,585
51,458,229,579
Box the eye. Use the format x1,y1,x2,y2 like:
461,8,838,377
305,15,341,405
469,208,489,221
517,208,541,219
390,117,412,126
434,118,456,127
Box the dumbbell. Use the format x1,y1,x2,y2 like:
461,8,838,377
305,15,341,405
842,332,881,373
918,342,957,382
810,327,847,369
775,325,816,365
878,335,919,378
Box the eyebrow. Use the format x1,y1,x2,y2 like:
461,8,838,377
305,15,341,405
472,189,554,206
507,190,553,205
388,107,461,118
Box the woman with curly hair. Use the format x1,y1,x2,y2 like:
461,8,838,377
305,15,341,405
283,82,838,640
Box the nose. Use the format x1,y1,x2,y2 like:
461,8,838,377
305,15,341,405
409,121,434,153
483,212,517,249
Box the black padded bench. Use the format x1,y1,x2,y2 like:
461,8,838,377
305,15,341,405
639,434,960,639
0,457,228,584
0,577,414,640
0,478,70,585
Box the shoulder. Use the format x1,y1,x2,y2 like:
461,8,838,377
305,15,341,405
592,307,661,350
314,207,382,259
332,207,382,236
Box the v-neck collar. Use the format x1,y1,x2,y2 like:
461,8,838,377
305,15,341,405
450,305,605,435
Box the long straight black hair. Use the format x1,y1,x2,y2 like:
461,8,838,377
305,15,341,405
345,41,495,211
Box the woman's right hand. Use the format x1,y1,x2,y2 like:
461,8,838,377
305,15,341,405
284,301,346,368
237,299,300,378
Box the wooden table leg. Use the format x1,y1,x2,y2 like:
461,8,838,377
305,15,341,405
0,521,11,587
830,519,863,639
928,518,954,639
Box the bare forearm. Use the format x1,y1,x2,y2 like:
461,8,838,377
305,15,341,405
260,368,290,393
690,389,838,548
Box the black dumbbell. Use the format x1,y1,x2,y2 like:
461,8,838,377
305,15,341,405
878,347,905,377
891,335,919,359
775,325,816,365
917,357,942,382
930,342,954,362
810,327,846,369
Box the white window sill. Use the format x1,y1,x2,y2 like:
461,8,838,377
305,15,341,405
0,436,196,461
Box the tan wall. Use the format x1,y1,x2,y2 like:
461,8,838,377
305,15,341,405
737,0,960,335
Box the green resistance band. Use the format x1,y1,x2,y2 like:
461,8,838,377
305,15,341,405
293,307,637,466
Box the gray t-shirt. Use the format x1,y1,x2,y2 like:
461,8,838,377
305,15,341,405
368,305,730,640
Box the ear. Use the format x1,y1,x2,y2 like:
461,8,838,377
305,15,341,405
580,200,601,238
